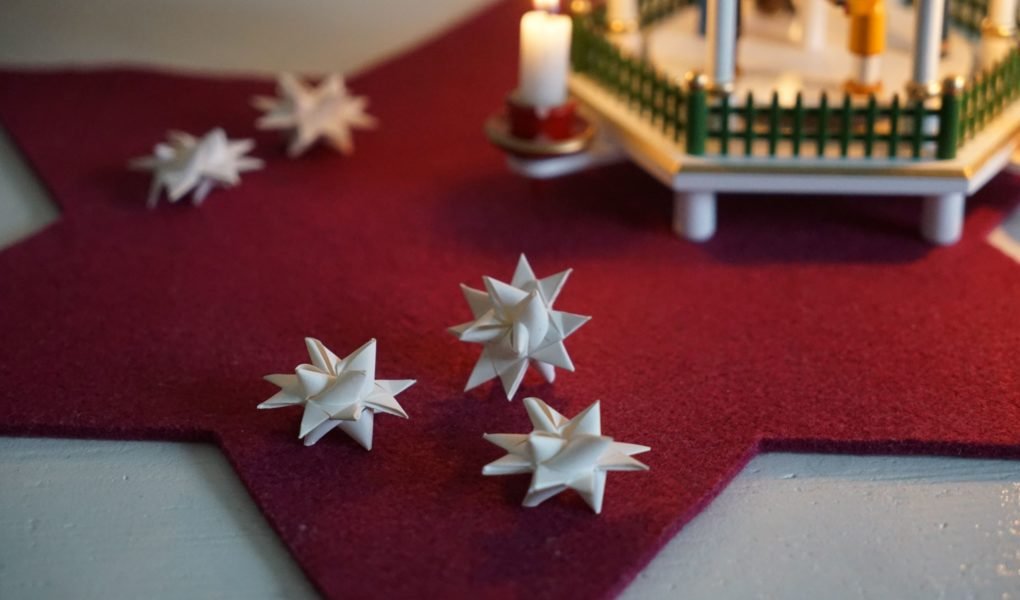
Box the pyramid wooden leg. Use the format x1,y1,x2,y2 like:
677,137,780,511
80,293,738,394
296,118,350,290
921,192,965,245
673,191,716,242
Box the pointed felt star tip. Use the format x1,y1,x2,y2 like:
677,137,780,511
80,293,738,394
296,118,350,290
303,337,330,365
251,96,277,111
231,138,257,152
546,266,573,281
557,312,593,328
399,379,418,398
278,72,304,92
522,396,547,413
498,359,529,401
564,400,602,436
463,376,482,392
323,73,345,86
377,395,412,420
463,370,493,393
614,456,651,471
299,419,329,440
348,338,377,352
616,442,652,457
481,460,508,476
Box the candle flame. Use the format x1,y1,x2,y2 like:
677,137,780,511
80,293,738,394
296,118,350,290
533,0,560,12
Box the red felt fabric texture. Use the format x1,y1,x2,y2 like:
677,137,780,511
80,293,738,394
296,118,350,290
2,1,1020,597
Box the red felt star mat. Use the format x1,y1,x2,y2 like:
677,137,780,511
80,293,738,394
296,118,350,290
3,1,1020,598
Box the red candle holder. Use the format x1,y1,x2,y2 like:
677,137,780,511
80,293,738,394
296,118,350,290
484,94,595,158
506,97,577,141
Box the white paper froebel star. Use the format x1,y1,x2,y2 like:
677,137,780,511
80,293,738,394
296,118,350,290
258,338,414,449
130,128,263,208
482,397,650,514
253,73,377,157
449,255,590,400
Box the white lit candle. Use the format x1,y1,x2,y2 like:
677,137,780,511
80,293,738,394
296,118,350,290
516,1,573,108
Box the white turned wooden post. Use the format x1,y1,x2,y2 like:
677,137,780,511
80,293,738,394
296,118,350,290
988,0,1019,31
911,0,945,89
674,191,717,241
856,56,881,88
907,0,945,144
706,0,738,90
607,0,639,27
803,0,828,51
980,0,1018,69
607,0,643,55
921,192,965,245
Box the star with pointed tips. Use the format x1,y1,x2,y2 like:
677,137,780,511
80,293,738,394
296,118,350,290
130,128,263,208
449,254,590,400
482,397,649,513
258,338,414,449
253,73,378,157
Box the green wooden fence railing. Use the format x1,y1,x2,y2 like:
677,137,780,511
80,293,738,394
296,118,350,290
570,1,1019,162
572,17,689,140
685,86,942,159
959,49,1020,145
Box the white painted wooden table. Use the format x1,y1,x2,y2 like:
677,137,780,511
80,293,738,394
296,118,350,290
3,2,1020,598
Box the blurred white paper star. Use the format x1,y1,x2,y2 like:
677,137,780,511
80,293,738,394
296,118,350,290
258,338,414,449
449,254,590,400
130,128,262,208
482,397,650,513
253,73,377,157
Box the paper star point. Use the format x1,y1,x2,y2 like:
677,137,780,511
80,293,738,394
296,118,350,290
259,338,413,449
482,397,650,514
130,128,263,208
254,73,378,157
449,254,591,400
